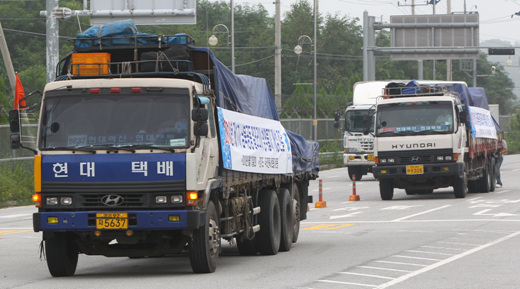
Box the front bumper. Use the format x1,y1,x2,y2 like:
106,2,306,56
343,153,375,167
373,162,463,179
33,210,205,232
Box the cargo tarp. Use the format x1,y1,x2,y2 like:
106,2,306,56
75,20,189,48
192,47,319,175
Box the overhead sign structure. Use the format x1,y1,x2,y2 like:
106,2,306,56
387,14,480,61
488,48,515,55
90,0,196,25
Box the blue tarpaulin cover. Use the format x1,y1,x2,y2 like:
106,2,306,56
75,20,189,48
404,81,500,135
192,47,319,175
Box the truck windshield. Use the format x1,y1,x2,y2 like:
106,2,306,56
345,109,374,133
40,89,190,150
375,101,454,137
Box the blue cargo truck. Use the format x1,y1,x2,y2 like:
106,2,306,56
9,21,319,276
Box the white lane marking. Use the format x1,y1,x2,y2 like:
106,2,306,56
382,205,422,211
329,212,362,219
376,231,520,289
497,189,510,194
473,209,518,217
392,255,442,261
405,250,453,256
318,280,377,287
358,266,413,273
333,206,369,212
0,214,32,219
375,260,427,267
391,205,451,222
339,272,394,280
421,245,465,251
438,241,482,246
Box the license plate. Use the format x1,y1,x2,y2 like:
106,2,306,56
367,154,374,161
406,165,424,175
96,212,128,230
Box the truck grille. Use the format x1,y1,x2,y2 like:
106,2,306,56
378,149,452,165
41,180,185,209
80,193,145,208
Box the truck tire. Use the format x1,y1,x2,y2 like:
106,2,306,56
189,200,220,273
292,184,301,243
348,167,363,181
479,166,491,193
489,158,496,192
453,169,468,198
379,179,394,200
255,189,281,255
278,187,294,252
45,233,79,277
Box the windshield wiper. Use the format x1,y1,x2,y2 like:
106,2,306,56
42,146,96,154
414,130,448,135
118,144,176,153
87,144,136,153
377,131,409,136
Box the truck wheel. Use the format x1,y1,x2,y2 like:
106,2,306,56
453,170,468,198
348,167,363,181
278,187,294,252
379,179,394,200
255,189,281,255
479,167,491,193
489,158,496,192
45,233,79,277
292,184,301,243
189,200,220,273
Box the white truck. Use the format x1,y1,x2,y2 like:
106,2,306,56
341,81,387,180
371,81,502,200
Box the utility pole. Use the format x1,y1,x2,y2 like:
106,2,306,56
446,0,452,81
45,0,59,83
0,23,16,93
274,1,282,111
231,0,235,73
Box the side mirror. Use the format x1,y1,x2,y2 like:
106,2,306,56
362,115,370,135
194,122,208,136
9,110,21,149
459,110,467,123
9,110,20,133
333,112,340,129
10,134,21,149
192,108,208,122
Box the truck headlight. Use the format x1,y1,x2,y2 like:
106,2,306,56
388,158,395,163
380,159,387,163
155,196,168,204
46,197,58,206
437,156,444,161
171,195,183,204
60,197,72,206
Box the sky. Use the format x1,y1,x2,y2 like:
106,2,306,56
227,0,520,44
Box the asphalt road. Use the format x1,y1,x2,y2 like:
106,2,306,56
1,154,519,289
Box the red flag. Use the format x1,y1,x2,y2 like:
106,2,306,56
14,73,26,110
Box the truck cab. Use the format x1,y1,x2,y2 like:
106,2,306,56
372,82,468,200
